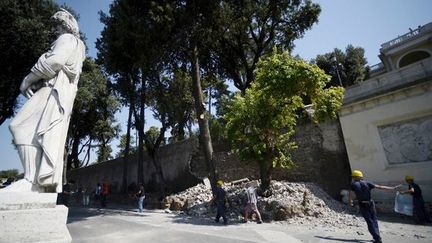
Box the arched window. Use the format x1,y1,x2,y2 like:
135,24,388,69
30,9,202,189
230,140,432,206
398,50,431,68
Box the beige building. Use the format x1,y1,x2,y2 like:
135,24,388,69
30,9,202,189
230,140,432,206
339,22,432,206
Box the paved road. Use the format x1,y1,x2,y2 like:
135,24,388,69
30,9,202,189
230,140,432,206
67,205,432,243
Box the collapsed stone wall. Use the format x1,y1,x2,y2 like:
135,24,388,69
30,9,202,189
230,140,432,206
68,120,351,200
164,180,363,226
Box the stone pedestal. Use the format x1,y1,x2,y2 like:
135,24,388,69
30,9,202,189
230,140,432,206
0,192,71,243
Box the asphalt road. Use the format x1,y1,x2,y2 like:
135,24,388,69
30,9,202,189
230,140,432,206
67,204,432,243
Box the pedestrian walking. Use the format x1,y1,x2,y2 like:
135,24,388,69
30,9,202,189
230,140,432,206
136,184,145,213
348,170,399,243
94,183,102,205
82,186,90,206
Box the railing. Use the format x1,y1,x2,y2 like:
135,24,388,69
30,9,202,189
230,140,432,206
381,22,432,50
343,57,432,104
369,63,385,73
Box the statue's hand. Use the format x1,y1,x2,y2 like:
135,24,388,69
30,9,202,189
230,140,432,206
20,74,38,99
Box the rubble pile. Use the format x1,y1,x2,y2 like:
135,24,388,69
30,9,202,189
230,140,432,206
164,180,363,227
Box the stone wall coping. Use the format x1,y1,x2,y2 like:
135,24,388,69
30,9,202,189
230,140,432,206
343,57,432,105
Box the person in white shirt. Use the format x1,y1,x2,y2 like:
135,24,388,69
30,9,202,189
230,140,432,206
244,182,263,224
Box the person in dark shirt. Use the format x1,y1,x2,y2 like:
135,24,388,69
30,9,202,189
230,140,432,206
211,180,227,225
400,175,431,224
348,170,399,243
136,184,145,213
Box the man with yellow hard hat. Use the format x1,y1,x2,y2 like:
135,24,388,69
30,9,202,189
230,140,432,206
349,170,399,243
210,180,228,225
399,175,431,224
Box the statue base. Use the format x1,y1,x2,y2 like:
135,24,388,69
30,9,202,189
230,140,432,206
0,192,57,210
0,192,71,243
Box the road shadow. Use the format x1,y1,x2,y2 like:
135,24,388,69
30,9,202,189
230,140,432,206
67,204,149,224
314,236,372,242
376,213,423,225
170,212,245,226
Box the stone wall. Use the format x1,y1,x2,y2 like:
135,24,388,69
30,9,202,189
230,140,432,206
68,120,351,199
214,120,351,199
67,139,200,194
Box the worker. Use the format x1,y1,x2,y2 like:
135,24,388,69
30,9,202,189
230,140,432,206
399,175,431,224
348,170,399,243
244,182,263,224
210,180,228,225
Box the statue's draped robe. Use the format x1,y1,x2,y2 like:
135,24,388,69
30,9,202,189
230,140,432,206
9,33,85,192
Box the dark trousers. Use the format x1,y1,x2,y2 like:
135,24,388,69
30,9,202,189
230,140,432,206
101,194,107,207
359,201,381,241
413,197,431,224
215,203,227,223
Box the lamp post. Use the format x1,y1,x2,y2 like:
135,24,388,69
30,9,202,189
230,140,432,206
331,56,343,87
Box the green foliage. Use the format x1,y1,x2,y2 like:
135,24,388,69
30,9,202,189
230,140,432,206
144,126,162,150
0,0,59,125
67,58,121,168
312,87,345,122
116,134,136,158
96,145,113,163
312,45,368,87
208,117,228,145
215,0,321,94
149,69,195,142
225,50,344,173
0,169,20,179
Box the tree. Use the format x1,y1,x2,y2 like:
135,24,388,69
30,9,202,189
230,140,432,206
214,0,321,94
0,0,59,125
97,0,176,186
116,134,136,158
67,58,120,169
0,169,20,179
225,50,344,192
312,45,368,87
161,70,195,142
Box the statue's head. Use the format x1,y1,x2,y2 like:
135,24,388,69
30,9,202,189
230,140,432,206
51,8,79,37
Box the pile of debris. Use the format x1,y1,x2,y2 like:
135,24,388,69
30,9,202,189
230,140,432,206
164,180,363,227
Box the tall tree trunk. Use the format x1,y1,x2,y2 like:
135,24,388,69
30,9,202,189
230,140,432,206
121,105,133,193
134,72,147,185
68,134,80,170
190,43,218,189
259,151,274,195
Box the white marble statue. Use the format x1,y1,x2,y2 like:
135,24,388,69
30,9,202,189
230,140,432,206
2,9,85,193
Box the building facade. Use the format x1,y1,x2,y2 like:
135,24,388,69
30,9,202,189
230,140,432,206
339,23,432,207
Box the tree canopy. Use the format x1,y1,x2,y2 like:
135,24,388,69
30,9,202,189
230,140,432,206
215,0,321,94
0,0,58,125
225,50,344,192
67,58,120,169
312,45,369,87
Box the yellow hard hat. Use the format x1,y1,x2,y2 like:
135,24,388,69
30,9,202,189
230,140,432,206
217,180,224,186
351,170,363,178
405,175,414,181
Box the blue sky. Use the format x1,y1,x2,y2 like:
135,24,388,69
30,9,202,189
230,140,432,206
1,0,432,172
